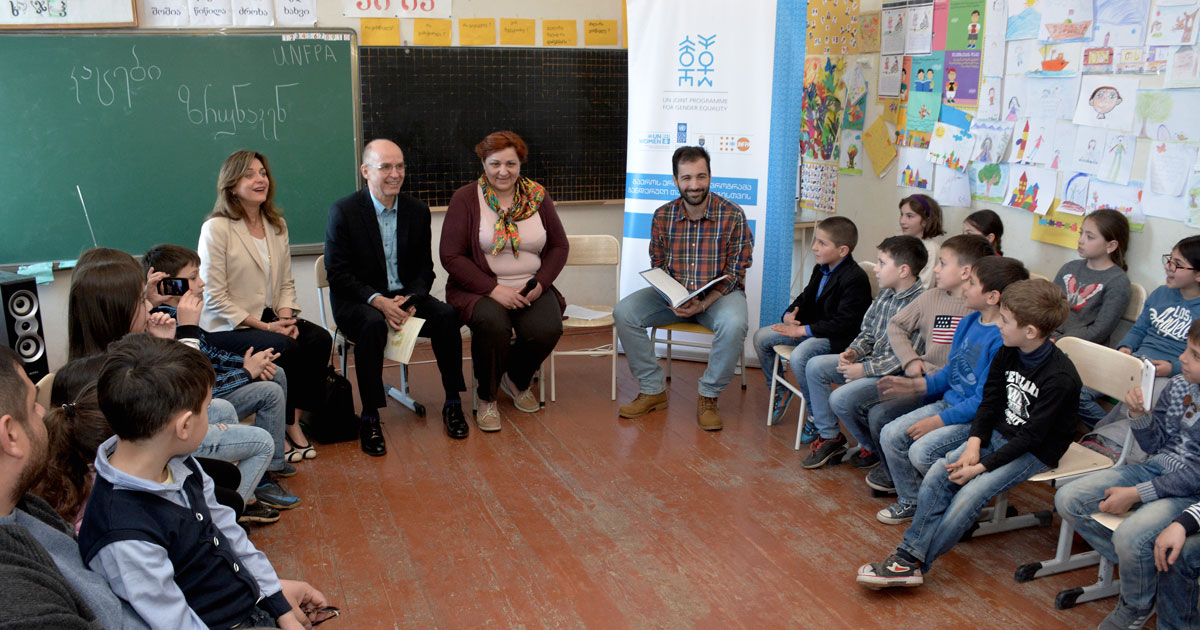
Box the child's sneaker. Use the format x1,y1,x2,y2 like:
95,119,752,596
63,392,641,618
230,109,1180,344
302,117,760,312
865,466,896,494
1098,601,1154,630
850,447,880,469
799,418,819,444
856,553,923,589
769,387,793,425
877,502,918,524
802,433,847,469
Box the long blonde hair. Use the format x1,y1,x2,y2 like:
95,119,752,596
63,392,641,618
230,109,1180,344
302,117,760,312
208,150,285,233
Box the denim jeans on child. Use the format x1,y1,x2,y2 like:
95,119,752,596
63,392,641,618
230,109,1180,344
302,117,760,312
804,353,883,442
219,368,288,472
191,420,274,503
899,432,1047,570
1157,533,1200,630
751,330,830,408
853,395,926,476
881,400,973,507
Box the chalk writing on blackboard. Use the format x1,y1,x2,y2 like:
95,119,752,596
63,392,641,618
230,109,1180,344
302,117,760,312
177,82,299,141
273,43,339,66
69,47,162,110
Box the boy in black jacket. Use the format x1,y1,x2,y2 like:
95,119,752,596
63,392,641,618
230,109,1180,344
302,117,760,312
753,216,873,426
857,279,1081,589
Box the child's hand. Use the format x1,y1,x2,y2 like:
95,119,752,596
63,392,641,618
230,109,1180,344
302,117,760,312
838,348,859,366
906,415,944,440
1125,387,1147,418
948,462,985,485
838,362,866,381
782,307,800,325
243,347,280,380
878,375,925,398
1118,347,1133,355
1155,522,1188,572
1153,360,1172,377
946,438,981,471
176,293,203,327
770,323,807,339
146,311,176,339
145,267,170,307
904,360,926,378
1099,486,1140,515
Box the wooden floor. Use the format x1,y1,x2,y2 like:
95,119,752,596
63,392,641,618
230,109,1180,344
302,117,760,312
251,330,1112,629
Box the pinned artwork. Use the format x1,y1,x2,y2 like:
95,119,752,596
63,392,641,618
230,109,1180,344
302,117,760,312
970,161,1011,202
978,76,1004,119
1038,0,1095,43
934,164,972,206
857,11,882,53
1044,121,1077,170
1031,202,1090,249
983,0,1009,75
1185,172,1200,227
1025,75,1082,118
1002,75,1029,122
1068,126,1108,174
1007,117,1056,165
1004,164,1058,213
1094,0,1151,48
801,55,848,163
1006,39,1043,74
864,116,899,176
1072,76,1139,131
1087,179,1147,231
1097,131,1135,184
1060,172,1092,214
906,52,945,134
907,0,936,54
882,1,909,55
1029,42,1083,75
807,0,862,55
801,163,840,214
927,122,975,171
969,118,1015,163
1007,0,1044,40
840,130,866,175
1165,45,1200,87
1133,89,1200,142
947,0,987,50
1115,46,1151,72
844,65,869,130
880,54,906,97
1084,35,1118,73
897,146,935,189
1147,2,1200,46
943,50,983,106
1143,141,1196,221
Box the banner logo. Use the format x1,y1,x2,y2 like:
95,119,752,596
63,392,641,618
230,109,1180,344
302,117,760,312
677,34,717,88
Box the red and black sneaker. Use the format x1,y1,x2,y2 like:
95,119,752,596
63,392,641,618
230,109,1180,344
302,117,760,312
857,553,923,589
801,432,847,469
850,446,880,469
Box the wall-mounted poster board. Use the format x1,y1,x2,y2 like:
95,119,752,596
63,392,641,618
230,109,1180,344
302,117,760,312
0,0,137,29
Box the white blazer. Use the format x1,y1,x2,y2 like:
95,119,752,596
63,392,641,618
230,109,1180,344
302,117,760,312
198,216,301,332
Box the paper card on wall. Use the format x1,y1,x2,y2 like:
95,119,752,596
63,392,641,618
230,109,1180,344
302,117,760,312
801,163,840,214
1096,131,1136,184
341,0,388,18
414,19,452,46
1006,0,1043,40
1069,126,1107,173
932,0,950,51
274,0,316,26
807,0,861,55
1004,165,1058,213
982,0,1009,75
802,55,849,164
1031,201,1089,248
543,20,578,46
1185,172,1200,227
1060,172,1092,214
1006,39,1042,74
976,76,1003,119
1087,180,1147,231
1001,74,1028,122
459,18,497,46
970,161,1010,201
395,0,449,19
940,103,974,129
844,88,868,130
1147,2,1200,46
1147,45,1173,72
1028,41,1083,76
141,0,189,26
1008,117,1056,165
906,52,944,133
1072,76,1140,131
882,98,904,124
946,0,986,50
1084,40,1117,73
499,18,535,46
864,117,899,176
1045,121,1077,170
232,0,273,25
907,0,936,54
1147,141,1198,196
1114,46,1150,73
1134,89,1200,142
880,54,905,97
969,118,1015,162
189,0,233,25
847,64,869,103
840,130,866,175
943,50,982,106
882,2,909,55
1165,46,1200,87
361,18,401,45
857,11,882,53
584,20,619,46
1038,0,1095,43
1025,75,1081,118
934,164,972,206
897,146,935,189
1094,0,1151,48
927,122,974,171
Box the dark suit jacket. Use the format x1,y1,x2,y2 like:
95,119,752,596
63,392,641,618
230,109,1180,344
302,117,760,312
782,254,873,353
324,188,434,319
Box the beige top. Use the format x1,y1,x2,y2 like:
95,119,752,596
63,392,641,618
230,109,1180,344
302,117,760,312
197,216,301,332
477,185,546,289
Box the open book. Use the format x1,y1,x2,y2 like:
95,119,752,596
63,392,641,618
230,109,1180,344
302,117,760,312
640,268,729,309
384,316,425,364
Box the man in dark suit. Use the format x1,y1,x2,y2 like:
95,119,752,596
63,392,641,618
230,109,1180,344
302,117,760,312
325,139,468,456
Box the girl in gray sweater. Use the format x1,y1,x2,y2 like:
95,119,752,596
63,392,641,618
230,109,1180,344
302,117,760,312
1052,209,1131,344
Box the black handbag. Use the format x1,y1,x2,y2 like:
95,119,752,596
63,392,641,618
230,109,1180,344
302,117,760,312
300,365,359,444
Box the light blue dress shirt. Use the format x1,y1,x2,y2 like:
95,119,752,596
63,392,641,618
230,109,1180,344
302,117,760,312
367,190,404,304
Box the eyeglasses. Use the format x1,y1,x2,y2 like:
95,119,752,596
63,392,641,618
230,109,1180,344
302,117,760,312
1163,254,1196,272
371,163,405,174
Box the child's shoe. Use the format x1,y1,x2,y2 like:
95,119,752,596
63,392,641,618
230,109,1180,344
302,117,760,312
877,502,918,524
856,553,923,589
850,447,880,469
802,433,847,469
799,418,819,444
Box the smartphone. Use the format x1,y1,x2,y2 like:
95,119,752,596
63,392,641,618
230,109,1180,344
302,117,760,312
399,295,419,311
310,606,340,626
157,277,189,296
519,278,538,296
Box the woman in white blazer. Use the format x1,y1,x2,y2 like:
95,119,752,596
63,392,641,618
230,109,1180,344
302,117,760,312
199,150,332,460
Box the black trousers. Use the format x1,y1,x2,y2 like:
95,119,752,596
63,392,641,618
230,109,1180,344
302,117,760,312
206,313,332,424
467,293,562,402
334,293,466,412
196,457,243,519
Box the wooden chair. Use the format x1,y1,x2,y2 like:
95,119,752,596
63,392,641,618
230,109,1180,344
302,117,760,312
35,373,53,411
548,235,620,402
650,323,747,391
859,260,879,298
1029,271,1050,282
314,255,426,417
764,343,811,449
1107,282,1147,348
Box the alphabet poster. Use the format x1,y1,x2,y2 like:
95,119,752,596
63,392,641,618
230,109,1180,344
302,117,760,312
1072,75,1140,131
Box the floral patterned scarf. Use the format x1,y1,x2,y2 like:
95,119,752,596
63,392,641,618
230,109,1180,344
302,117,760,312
479,174,546,257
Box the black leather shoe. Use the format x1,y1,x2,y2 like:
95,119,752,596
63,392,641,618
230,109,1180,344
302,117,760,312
443,402,469,439
359,416,386,456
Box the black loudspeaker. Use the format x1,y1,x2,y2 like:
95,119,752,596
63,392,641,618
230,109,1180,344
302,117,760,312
0,271,48,382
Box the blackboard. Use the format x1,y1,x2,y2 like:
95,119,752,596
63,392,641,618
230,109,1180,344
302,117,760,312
360,46,627,207
0,31,360,265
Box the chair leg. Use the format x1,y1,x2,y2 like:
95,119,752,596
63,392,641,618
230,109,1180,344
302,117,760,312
665,329,673,382
610,328,617,401
386,364,425,417
1015,519,1103,583
794,394,807,451
767,354,781,427
339,339,350,375
740,353,747,390
550,352,557,403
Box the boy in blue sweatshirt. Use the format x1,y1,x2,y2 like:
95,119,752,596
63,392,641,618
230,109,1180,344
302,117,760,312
873,256,1028,524
1056,319,1200,630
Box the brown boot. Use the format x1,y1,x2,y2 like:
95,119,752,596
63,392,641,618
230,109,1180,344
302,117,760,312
618,391,669,418
697,396,723,431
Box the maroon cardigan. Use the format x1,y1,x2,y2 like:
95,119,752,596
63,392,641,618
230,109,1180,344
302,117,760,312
439,182,569,323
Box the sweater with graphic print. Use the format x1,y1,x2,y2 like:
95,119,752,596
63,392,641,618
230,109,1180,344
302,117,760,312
886,288,970,375
969,341,1081,471
1118,286,1200,376
1128,374,1200,503
923,311,1004,426
1052,259,1131,344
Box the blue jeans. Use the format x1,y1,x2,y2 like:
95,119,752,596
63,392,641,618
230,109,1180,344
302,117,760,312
1159,533,1200,630
751,328,830,407
1078,386,1108,426
1054,462,1200,614
192,420,274,503
856,395,926,474
881,400,973,507
804,353,884,441
614,287,748,398
218,369,288,472
899,432,1048,570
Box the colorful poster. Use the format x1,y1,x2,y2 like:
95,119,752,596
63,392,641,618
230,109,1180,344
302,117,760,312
907,0,935,54
843,65,869,130
1032,202,1089,249
1028,42,1084,75
943,50,982,106
969,118,1015,162
1094,0,1152,48
1072,76,1140,131
807,0,862,54
1061,172,1092,214
897,146,935,189
978,76,1004,118
840,130,865,175
801,55,848,163
880,54,906,97
947,0,987,50
864,116,899,176
1002,75,1029,122
1185,172,1200,227
934,163,972,206
1008,117,1056,165
1069,126,1108,174
1025,75,1082,118
882,1,909,55
932,0,950,51
1097,131,1136,184
1039,0,1095,42
927,122,974,170
1087,180,1147,231
857,12,882,53
801,163,840,214
982,0,1008,75
1005,165,1058,213
1147,2,1200,46
907,52,944,134
970,161,1011,201
1007,0,1044,40
1134,89,1200,142
1165,45,1200,87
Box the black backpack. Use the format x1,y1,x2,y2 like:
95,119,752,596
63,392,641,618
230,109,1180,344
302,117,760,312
300,365,359,444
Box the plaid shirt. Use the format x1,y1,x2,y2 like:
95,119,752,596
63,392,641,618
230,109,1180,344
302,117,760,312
153,305,253,399
649,192,753,296
846,281,925,377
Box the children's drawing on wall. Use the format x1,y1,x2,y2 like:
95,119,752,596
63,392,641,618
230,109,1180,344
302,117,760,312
978,76,1003,119
1068,125,1108,174
1005,165,1058,214
1007,0,1044,40
1147,3,1200,47
897,146,934,189
1024,75,1082,118
1039,0,1095,43
1097,131,1134,184
1072,76,1139,131
1165,46,1200,88
1185,172,1200,228
1002,75,1028,121
801,55,848,163
933,164,972,206
969,118,1015,163
1030,42,1083,76
1094,0,1150,48
1133,89,1200,142
1060,172,1092,214
1006,38,1042,73
840,131,865,175
927,121,974,171
1046,120,1077,170
1008,117,1055,165
983,0,1009,75
970,161,1010,202
1087,179,1147,231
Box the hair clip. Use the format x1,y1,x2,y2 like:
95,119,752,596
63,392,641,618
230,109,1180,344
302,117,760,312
61,402,76,418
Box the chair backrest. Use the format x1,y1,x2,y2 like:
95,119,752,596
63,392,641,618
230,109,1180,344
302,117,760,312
1056,336,1144,400
35,373,54,411
1124,282,1147,322
314,255,331,331
859,260,879,298
565,235,620,266
1029,271,1050,282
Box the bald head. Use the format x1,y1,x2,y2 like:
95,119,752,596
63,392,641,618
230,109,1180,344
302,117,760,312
360,139,405,205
